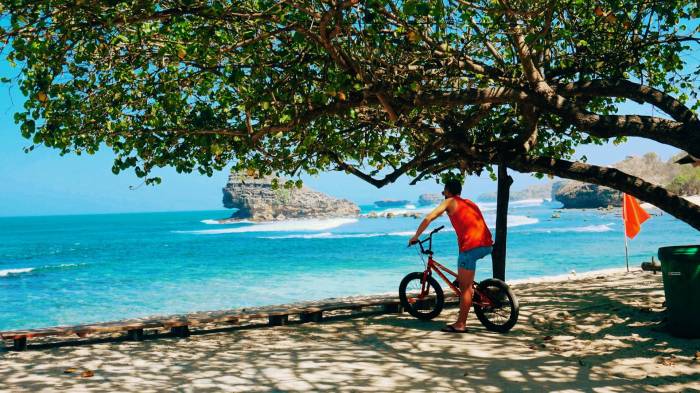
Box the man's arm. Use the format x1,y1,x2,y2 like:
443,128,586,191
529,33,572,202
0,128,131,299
408,199,450,245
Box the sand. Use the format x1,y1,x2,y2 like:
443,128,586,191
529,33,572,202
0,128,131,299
1,269,699,392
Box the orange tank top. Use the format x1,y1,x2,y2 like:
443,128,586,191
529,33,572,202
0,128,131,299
447,196,493,252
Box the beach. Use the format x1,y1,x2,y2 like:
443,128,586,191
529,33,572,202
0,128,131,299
2,269,698,392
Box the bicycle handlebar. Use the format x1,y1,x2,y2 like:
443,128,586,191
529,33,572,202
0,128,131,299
430,225,445,235
408,225,444,254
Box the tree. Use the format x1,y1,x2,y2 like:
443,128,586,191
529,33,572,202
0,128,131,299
1,2,699,234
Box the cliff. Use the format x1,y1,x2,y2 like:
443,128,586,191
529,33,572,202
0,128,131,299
478,183,553,202
553,153,688,208
222,173,359,221
551,181,622,208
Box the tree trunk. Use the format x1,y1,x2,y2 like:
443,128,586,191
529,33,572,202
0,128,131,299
492,163,513,280
508,156,700,231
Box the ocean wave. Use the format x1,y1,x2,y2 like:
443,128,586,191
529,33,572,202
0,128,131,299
0,263,86,278
510,198,547,207
201,219,222,225
262,230,431,240
258,220,543,240
200,219,253,225
180,218,358,235
387,231,419,236
0,268,35,277
479,198,550,210
366,206,433,216
484,215,540,228
531,223,614,234
262,232,384,240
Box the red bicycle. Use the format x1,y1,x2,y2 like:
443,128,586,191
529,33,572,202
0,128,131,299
400,225,519,332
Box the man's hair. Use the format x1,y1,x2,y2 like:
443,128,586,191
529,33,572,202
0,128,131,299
444,179,462,196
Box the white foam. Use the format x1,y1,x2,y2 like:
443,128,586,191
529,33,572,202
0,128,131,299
532,223,614,234
387,231,420,236
181,218,358,234
484,215,540,228
0,268,34,277
200,219,253,225
510,198,546,207
507,216,540,227
262,229,455,240
201,219,222,225
262,232,387,240
367,206,434,216
51,263,84,269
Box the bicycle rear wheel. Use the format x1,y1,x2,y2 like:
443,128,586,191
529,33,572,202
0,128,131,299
399,272,444,320
473,278,519,332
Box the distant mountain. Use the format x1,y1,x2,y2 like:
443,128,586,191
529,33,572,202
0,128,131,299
553,152,696,208
478,183,553,202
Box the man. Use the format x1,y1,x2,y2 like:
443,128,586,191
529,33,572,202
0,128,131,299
409,179,493,333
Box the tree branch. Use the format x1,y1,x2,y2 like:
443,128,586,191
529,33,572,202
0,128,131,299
508,155,700,231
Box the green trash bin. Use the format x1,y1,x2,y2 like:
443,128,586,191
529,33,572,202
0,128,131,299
658,245,700,338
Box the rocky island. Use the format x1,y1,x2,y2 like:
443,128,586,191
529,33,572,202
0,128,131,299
418,193,443,206
478,183,553,202
552,153,691,208
373,199,410,208
222,173,359,221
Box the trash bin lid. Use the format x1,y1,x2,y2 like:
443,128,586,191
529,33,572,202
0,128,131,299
658,245,700,263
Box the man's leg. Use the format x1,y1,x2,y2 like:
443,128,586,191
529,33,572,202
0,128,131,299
451,267,475,331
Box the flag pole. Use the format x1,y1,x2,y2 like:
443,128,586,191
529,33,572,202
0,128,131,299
624,229,630,272
622,193,629,272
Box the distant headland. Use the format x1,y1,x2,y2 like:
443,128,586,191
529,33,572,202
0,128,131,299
221,172,359,222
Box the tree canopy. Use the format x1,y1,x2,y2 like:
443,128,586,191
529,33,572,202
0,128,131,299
1,0,700,228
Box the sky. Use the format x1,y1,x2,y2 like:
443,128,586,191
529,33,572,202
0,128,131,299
0,56,683,217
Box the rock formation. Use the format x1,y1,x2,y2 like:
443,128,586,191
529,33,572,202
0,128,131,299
374,199,410,208
552,153,685,208
222,173,359,221
551,181,621,208
478,183,553,202
418,193,443,206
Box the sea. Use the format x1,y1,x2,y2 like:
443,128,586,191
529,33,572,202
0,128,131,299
0,199,697,331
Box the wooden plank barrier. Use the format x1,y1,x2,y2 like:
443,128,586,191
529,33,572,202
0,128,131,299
1,293,457,351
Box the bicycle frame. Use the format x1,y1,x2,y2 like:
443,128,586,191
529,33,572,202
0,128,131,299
422,255,461,296
411,227,495,308
417,256,496,309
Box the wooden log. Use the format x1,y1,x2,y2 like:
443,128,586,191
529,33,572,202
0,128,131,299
641,257,661,274
13,337,27,351
300,311,323,323
268,315,288,326
127,329,144,341
170,326,190,338
383,303,402,313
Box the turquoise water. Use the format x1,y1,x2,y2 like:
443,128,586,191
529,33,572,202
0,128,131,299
0,200,697,330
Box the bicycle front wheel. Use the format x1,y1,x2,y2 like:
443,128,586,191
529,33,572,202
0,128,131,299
473,278,519,332
399,272,444,320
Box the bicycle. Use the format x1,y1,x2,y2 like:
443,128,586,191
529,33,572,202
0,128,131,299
399,225,519,332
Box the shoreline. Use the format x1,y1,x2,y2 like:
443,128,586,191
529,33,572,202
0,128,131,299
2,266,640,336
2,269,698,392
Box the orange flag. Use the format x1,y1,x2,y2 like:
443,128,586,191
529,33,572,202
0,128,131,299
622,194,650,239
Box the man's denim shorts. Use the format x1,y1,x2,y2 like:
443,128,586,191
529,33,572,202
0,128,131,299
457,246,493,271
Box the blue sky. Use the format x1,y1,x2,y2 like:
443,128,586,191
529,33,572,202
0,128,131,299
0,60,682,217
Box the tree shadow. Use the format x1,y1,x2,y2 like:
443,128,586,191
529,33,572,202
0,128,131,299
1,271,698,392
